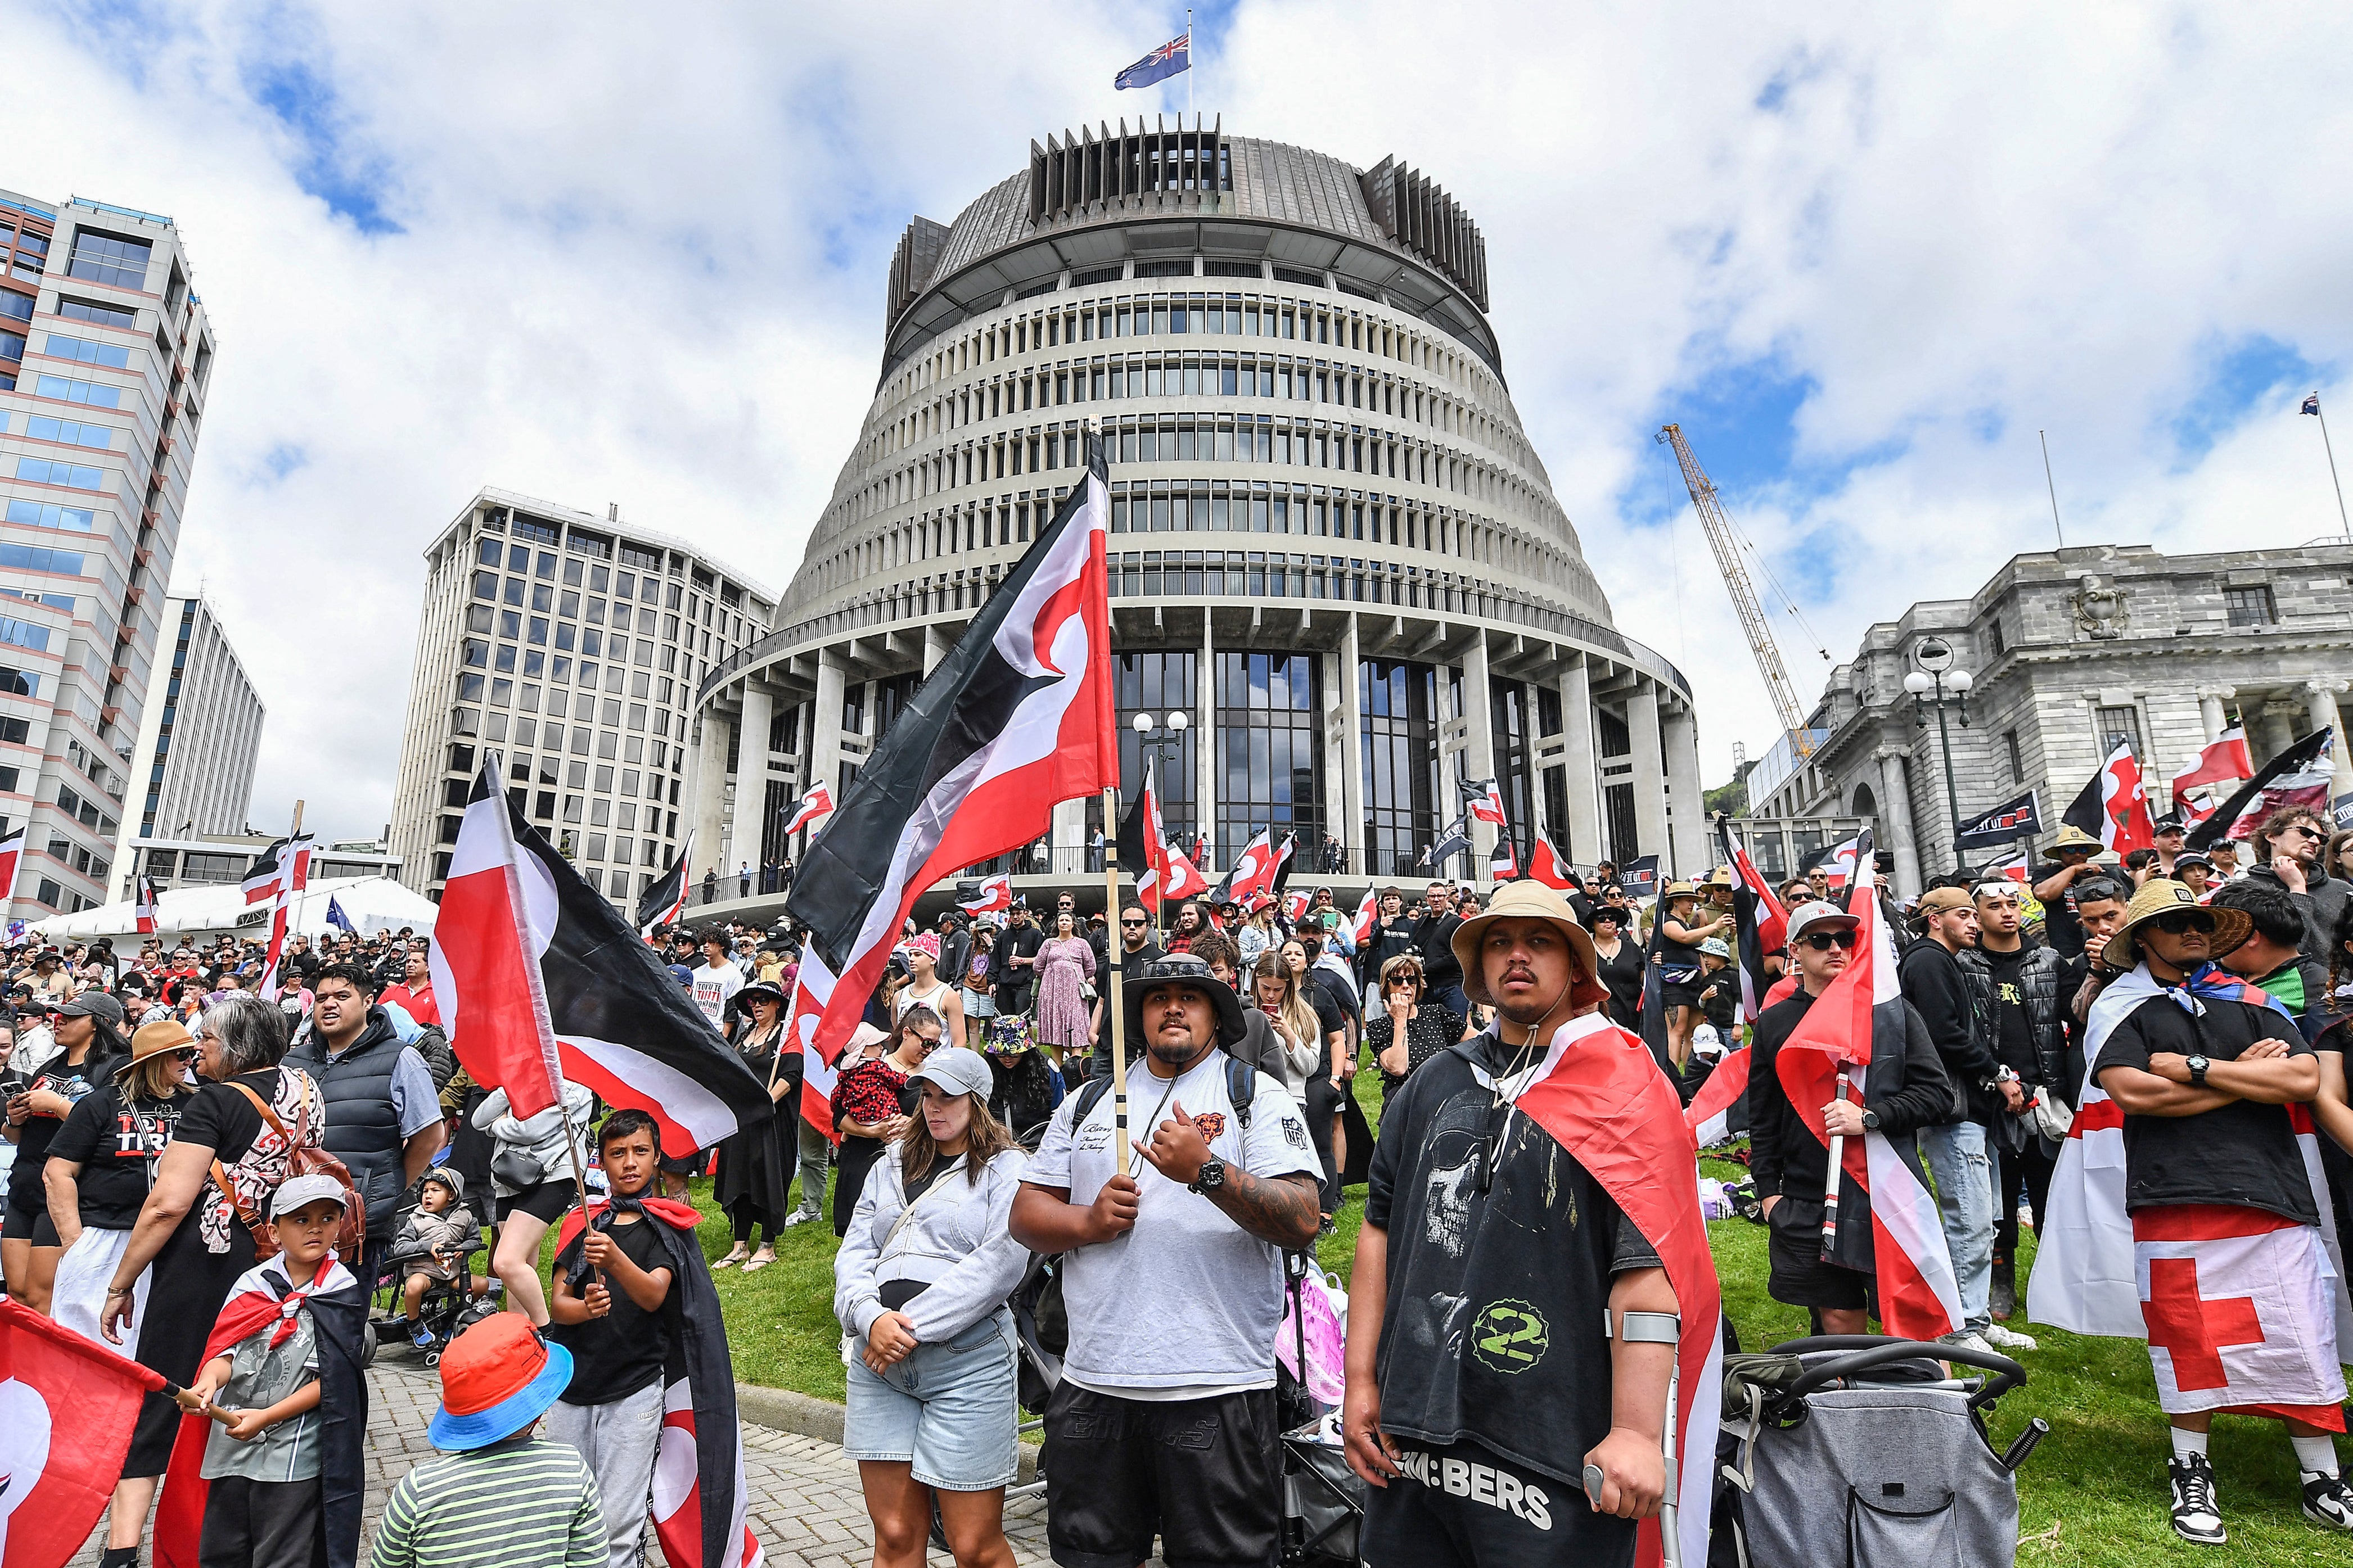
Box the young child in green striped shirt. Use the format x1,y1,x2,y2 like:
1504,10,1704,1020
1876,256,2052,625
372,1313,606,1568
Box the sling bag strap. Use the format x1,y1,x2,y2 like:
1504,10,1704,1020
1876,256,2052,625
208,1076,313,1235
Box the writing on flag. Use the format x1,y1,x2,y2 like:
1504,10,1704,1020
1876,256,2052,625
1954,787,2043,851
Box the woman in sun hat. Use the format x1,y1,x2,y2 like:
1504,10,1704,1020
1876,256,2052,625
373,1313,603,1566
713,979,794,1272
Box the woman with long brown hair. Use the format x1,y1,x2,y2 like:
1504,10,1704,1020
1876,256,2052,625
1250,952,1326,1099
835,1046,1029,1568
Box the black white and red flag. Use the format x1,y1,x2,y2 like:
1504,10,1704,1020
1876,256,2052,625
1526,837,1577,891
1206,827,1286,907
553,1201,763,1568
787,439,1115,1063
1115,757,1205,911
1775,829,1965,1343
2172,724,2253,799
956,873,1012,917
430,762,772,1156
1459,775,1509,828
240,834,306,904
1718,820,1788,1024
2187,726,2336,850
781,782,835,838
0,826,22,906
136,873,158,935
1488,837,1518,881
786,940,844,1143
636,828,697,938
2062,739,2156,855
0,1296,165,1567
258,835,313,996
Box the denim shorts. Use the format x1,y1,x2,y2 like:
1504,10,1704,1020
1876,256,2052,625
844,1307,1020,1491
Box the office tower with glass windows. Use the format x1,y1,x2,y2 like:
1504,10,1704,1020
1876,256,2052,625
389,489,774,907
689,124,1705,892
0,189,216,916
107,594,264,896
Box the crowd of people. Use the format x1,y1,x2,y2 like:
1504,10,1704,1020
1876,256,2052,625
6,798,2351,1562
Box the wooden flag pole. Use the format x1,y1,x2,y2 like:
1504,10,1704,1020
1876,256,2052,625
1103,785,1130,1170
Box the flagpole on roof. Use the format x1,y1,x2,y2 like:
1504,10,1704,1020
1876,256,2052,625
2305,392,2350,543
1187,10,1194,120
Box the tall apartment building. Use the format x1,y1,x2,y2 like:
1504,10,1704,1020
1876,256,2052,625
389,488,774,908
107,594,264,897
0,190,215,916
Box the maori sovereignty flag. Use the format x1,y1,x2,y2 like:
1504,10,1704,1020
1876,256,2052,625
431,761,772,1156
1207,828,1286,908
2062,739,2156,855
956,873,1012,917
2186,726,2336,850
787,440,1115,1063
1117,758,1205,911
1526,837,1577,891
136,873,158,934
1718,819,1787,1024
1460,775,1509,828
0,1296,164,1567
637,828,697,937
2172,724,2253,799
782,783,835,838
1775,829,1965,1343
787,940,843,1144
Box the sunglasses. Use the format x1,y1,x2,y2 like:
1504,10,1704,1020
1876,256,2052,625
2153,910,2216,937
1798,930,1860,951
1120,918,1147,927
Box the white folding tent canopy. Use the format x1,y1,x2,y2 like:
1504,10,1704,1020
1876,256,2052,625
31,876,438,943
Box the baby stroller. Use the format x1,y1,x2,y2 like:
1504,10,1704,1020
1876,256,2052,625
368,1170,497,1367
1718,1334,2043,1567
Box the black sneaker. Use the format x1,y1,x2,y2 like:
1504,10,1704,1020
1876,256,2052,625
1989,1253,2017,1321
2170,1454,2226,1544
2304,1471,2353,1530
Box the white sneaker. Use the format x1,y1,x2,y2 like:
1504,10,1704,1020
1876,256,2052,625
2305,1472,2353,1530
783,1209,818,1228
1983,1323,2039,1352
2171,1455,2226,1544
1939,1331,1995,1358
2017,1203,2036,1232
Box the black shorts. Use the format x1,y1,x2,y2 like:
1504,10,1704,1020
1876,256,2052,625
498,1178,575,1225
1765,1196,1869,1311
1362,1434,1633,1568
2,1192,58,1246
1042,1381,1282,1568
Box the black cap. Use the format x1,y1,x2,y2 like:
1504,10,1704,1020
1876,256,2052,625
1123,954,1247,1050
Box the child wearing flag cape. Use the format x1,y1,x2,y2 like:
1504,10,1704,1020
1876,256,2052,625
546,1106,761,1568
156,1171,370,1568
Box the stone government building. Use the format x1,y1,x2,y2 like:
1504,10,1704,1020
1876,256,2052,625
1745,540,2353,897
686,120,1711,897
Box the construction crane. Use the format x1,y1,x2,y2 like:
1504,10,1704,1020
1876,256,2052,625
1655,422,1818,759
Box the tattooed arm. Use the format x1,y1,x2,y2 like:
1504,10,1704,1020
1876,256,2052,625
1135,1098,1321,1249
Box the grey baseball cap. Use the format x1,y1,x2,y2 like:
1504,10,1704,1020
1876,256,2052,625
1784,900,1861,945
906,1045,993,1101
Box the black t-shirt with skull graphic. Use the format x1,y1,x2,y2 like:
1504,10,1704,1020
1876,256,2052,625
1363,1030,1660,1495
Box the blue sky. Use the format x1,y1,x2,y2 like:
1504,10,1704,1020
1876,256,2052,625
7,2,2351,832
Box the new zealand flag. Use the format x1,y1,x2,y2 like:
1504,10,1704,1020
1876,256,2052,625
1115,31,1191,90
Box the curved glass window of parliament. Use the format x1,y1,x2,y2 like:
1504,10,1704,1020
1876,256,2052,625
1362,660,1440,880
1112,651,1198,844
1215,652,1322,861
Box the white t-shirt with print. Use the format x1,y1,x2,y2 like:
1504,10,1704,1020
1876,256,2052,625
1024,1047,1320,1397
690,960,743,1027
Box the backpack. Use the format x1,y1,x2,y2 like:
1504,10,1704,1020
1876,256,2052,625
213,1077,367,1263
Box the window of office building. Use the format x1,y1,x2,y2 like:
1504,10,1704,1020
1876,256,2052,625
1604,783,1638,864
1489,679,1534,869
66,230,151,290
1361,659,1439,878
1215,651,1322,857
1111,650,1199,847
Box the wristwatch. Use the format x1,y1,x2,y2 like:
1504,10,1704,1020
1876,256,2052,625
1860,1109,1882,1133
2186,1055,2210,1088
1188,1156,1228,1195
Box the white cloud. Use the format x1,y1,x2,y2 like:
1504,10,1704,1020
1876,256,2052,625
7,2,2349,835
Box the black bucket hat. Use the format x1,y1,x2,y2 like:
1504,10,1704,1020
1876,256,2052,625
1122,954,1247,1051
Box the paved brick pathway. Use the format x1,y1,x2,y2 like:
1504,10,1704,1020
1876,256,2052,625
71,1358,1054,1566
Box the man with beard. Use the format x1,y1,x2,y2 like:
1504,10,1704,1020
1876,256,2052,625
1344,883,1718,1568
1013,954,1320,1568
2246,807,2348,967
1413,882,1468,1021
989,901,1045,1018
1956,879,2060,1347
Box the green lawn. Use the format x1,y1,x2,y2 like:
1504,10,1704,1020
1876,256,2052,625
647,1076,2350,1565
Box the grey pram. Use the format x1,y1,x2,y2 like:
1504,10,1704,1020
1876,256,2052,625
1722,1335,2044,1567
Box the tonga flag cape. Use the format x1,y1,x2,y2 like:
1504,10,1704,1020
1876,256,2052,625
0,1296,165,1567
555,1198,761,1568
1511,1009,1722,1568
2030,964,2353,1361
431,761,774,1157
153,1254,369,1568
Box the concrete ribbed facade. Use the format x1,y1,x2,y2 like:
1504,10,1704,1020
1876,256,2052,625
693,124,1706,892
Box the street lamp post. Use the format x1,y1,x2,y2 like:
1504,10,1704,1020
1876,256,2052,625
1904,637,1975,874
1129,711,1189,906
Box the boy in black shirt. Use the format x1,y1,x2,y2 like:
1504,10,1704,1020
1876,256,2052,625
547,1110,676,1568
